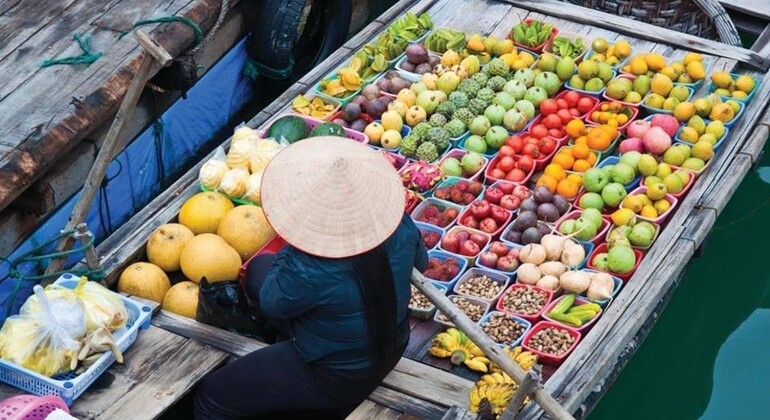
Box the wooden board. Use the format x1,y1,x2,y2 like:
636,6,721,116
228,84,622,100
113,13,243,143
720,0,770,21
0,325,228,419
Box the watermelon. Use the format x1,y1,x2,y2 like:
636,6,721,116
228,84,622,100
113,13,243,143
265,115,310,143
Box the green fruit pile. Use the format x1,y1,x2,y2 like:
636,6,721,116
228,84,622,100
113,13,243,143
549,35,585,59
510,20,554,48
425,28,466,53
558,208,604,242
387,12,433,41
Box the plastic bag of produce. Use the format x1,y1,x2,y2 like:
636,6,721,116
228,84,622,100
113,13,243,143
242,171,264,204
0,285,87,377
196,278,275,341
249,137,287,174
231,123,261,146
73,277,128,332
199,147,229,191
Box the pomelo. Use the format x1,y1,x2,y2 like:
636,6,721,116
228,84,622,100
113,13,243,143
217,205,276,261
180,234,242,283
179,192,234,234
162,281,199,319
146,223,194,272
118,262,171,303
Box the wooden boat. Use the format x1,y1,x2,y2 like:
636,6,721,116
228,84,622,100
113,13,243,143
2,0,770,418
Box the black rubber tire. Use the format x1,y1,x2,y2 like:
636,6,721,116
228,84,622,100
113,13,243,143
246,0,351,81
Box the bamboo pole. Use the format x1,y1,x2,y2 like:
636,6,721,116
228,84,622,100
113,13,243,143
500,369,539,420
411,269,575,420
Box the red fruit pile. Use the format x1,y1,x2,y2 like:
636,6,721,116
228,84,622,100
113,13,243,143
460,199,511,235
433,180,484,206
506,133,557,161
478,241,521,272
533,91,595,140
441,229,488,257
420,229,441,249
483,182,532,211
487,149,532,183
415,204,458,228
423,257,461,282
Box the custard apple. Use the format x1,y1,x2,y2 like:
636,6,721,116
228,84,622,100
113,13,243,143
400,134,419,158
470,72,489,87
486,58,510,77
416,141,439,162
412,122,433,140
429,113,448,127
476,87,495,104
486,76,507,92
426,127,451,150
458,79,481,97
453,108,474,125
445,119,467,138
435,101,456,118
469,98,487,115
449,91,470,108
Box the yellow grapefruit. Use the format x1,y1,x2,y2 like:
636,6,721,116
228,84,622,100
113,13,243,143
179,192,234,234
146,223,194,272
162,281,199,319
117,262,171,303
179,233,242,283
217,205,276,261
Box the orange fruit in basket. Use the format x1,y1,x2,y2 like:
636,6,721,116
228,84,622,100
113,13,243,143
601,124,619,139
574,135,588,146
606,119,619,128
573,143,591,159
587,129,611,150
565,119,586,138
567,173,583,185
617,114,629,125
557,179,580,198
587,152,598,166
553,152,575,170
544,164,567,181
573,159,593,173
537,174,559,192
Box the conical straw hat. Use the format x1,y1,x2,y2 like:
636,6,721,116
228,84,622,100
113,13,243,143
260,136,405,258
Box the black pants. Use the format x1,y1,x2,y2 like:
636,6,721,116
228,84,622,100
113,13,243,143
193,254,397,419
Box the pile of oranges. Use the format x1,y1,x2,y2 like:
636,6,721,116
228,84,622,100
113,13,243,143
566,119,619,152
587,102,634,127
537,164,583,199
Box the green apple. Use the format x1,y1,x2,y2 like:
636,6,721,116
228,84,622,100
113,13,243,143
583,168,610,193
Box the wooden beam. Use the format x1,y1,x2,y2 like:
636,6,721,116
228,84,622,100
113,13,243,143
498,0,770,70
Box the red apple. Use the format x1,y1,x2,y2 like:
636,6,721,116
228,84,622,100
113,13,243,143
456,230,470,242
496,182,514,194
556,98,569,110
497,256,519,272
459,240,481,257
479,217,498,234
522,143,540,158
469,200,491,218
462,215,479,229
483,188,504,205
556,109,572,124
478,252,499,268
543,114,562,129
541,137,557,154
500,194,521,211
530,124,548,139
490,205,509,225
563,91,580,107
518,155,534,173
491,168,506,179
469,233,488,248
497,156,515,172
506,135,524,152
489,241,509,257
512,185,532,200
505,169,526,183
577,97,595,114
441,233,460,253
540,99,558,116
507,248,520,259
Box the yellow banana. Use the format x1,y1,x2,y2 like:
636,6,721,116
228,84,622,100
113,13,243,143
469,387,481,408
465,358,489,373
428,347,453,358
447,328,464,341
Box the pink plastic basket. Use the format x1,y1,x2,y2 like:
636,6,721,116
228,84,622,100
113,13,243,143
0,395,69,420
263,115,369,144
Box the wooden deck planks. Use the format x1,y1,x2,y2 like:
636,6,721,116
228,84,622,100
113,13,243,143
720,0,770,21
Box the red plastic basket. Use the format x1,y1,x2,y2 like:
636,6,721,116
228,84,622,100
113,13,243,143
522,321,581,365
239,235,287,289
585,242,644,283
496,284,554,323
509,18,559,53
542,295,603,333
484,154,535,186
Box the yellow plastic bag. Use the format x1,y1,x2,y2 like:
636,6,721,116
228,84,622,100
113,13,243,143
0,285,87,377
73,277,127,332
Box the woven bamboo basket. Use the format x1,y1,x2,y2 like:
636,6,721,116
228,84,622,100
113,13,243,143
563,0,741,45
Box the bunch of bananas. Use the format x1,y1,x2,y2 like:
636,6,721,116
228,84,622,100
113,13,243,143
470,367,533,417
428,328,491,372
425,28,466,53
489,346,537,373
387,12,433,41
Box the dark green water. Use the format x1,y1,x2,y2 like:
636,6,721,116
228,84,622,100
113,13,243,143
589,138,770,420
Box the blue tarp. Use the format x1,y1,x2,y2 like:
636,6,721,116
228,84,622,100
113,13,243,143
0,37,255,322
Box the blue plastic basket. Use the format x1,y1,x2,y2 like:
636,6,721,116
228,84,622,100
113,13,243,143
0,274,152,405
415,221,445,251
640,86,694,115
674,123,730,152
707,73,760,104
477,311,532,348
424,250,469,290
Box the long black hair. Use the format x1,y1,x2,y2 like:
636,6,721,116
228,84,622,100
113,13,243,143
350,244,398,373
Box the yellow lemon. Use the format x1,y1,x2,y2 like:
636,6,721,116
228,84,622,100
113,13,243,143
640,205,659,219
614,40,632,58
686,61,706,81
654,199,671,215
683,52,703,66
644,53,666,71
612,208,637,226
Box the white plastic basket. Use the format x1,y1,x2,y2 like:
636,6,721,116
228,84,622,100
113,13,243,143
0,273,153,405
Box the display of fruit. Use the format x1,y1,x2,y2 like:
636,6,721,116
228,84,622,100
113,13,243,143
506,132,558,161
710,71,757,100
425,28,467,53
291,95,337,119
478,241,521,273
420,228,442,249
546,294,602,328
570,123,618,152
586,38,632,67
433,179,485,206
401,161,443,192
457,274,504,300
441,228,489,257
428,328,490,372
423,256,462,281
499,285,549,316
558,209,605,242
459,199,511,235
604,75,648,103
622,52,705,84
643,75,693,111
481,312,528,345
487,151,534,183
364,31,409,61
538,164,584,199
375,70,415,95
525,325,575,356
319,67,364,98
568,60,614,92
510,19,555,49
546,35,586,59
436,295,487,324
387,12,434,41
587,101,634,127
401,44,441,74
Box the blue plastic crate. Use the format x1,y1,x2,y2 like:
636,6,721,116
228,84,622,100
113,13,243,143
477,311,532,348
597,156,641,192
0,273,153,405
707,73,760,104
640,86,694,115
